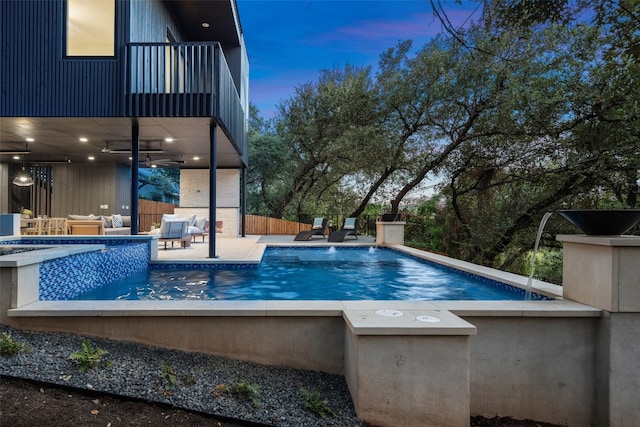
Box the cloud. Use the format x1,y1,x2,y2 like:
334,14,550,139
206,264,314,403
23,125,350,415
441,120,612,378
237,0,482,119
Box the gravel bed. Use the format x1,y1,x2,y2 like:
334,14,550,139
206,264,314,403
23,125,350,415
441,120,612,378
0,325,362,426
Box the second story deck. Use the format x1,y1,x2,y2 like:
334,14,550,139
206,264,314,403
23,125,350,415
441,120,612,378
125,42,246,155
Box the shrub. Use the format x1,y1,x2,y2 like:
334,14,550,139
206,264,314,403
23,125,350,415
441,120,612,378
68,340,108,372
0,332,29,356
300,387,336,418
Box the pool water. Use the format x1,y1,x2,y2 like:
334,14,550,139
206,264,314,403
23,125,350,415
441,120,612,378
73,247,546,301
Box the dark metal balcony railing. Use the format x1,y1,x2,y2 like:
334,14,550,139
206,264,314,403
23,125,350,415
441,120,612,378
124,42,246,155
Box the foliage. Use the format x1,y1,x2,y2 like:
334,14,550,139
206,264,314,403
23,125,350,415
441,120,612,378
403,196,447,254
212,379,260,407
249,2,640,277
68,340,108,373
138,167,180,204
159,362,178,390
300,388,336,418
0,332,30,356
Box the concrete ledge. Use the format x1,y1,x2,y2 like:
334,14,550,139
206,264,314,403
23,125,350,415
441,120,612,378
557,234,640,246
0,245,104,267
7,300,602,320
343,309,477,335
7,299,601,318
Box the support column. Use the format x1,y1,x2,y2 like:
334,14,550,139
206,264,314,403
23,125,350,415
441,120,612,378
208,122,218,258
130,121,139,235
343,309,476,427
241,166,246,237
375,221,406,245
557,234,640,426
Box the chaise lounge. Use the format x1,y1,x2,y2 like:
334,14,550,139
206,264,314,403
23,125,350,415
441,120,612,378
327,217,358,242
294,217,328,241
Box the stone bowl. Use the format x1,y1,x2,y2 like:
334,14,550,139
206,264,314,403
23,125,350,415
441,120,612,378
556,209,640,235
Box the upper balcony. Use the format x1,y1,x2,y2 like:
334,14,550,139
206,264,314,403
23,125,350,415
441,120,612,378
124,42,246,156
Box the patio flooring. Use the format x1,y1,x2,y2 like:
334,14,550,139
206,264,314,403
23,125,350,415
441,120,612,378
153,234,376,263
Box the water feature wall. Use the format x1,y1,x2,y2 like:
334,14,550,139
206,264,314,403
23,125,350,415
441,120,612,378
0,236,154,306
40,243,148,300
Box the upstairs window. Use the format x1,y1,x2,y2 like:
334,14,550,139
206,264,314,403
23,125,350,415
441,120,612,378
66,0,115,57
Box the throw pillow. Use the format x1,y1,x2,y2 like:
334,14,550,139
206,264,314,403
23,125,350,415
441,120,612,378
195,217,207,230
100,215,113,228
111,214,123,228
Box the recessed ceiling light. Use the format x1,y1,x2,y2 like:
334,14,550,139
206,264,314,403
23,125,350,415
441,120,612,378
193,156,200,161
26,138,34,142
79,137,88,142
201,22,210,28
164,137,174,143
13,155,20,160
88,156,95,160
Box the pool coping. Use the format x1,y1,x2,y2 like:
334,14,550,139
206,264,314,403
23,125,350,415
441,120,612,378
0,244,105,267
8,299,601,318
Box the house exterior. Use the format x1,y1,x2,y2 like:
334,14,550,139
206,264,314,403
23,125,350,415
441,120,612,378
0,0,249,256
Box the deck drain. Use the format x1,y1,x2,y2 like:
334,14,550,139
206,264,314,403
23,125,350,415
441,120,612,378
416,315,441,323
375,309,404,317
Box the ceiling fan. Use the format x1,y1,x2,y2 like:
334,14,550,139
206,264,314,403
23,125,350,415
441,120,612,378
102,140,164,154
140,154,185,167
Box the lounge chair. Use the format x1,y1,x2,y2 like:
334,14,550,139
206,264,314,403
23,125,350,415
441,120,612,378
294,217,328,241
150,215,190,249
327,217,358,242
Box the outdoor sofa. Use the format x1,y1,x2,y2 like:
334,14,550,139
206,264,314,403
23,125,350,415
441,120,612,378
67,214,131,235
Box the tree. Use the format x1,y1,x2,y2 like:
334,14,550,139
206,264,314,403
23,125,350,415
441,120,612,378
273,66,383,219
419,0,640,270
246,104,296,215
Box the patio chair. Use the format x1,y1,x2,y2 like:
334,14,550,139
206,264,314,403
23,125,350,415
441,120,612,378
150,216,190,249
189,217,208,242
294,217,328,241
46,218,67,235
327,217,358,242
23,217,48,235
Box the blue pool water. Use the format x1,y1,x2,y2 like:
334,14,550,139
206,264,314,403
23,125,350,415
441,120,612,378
73,247,548,301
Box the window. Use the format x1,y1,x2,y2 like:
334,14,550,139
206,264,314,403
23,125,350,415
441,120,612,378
66,0,115,57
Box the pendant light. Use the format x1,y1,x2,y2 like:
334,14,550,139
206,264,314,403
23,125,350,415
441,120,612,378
13,155,34,187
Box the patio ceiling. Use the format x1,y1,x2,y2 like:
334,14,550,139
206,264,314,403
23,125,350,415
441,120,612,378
0,117,243,169
165,0,242,45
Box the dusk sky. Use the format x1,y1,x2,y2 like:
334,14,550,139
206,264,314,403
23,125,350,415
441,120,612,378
236,0,482,118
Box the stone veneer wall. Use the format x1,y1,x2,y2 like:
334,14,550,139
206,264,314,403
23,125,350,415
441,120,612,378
178,169,239,237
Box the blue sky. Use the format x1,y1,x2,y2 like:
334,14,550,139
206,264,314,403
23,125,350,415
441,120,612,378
236,0,482,118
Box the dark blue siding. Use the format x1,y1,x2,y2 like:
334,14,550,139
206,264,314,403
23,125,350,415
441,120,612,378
0,0,127,117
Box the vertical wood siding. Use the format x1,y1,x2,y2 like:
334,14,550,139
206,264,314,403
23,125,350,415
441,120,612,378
129,0,184,42
0,0,126,117
50,164,118,217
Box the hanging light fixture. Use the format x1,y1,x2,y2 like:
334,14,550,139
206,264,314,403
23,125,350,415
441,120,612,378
13,155,34,186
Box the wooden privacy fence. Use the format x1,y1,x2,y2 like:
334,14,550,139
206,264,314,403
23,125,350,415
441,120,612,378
137,205,311,236
245,214,310,235
138,199,177,232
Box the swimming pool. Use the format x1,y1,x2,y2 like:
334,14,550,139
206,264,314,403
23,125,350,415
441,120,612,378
73,247,548,301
